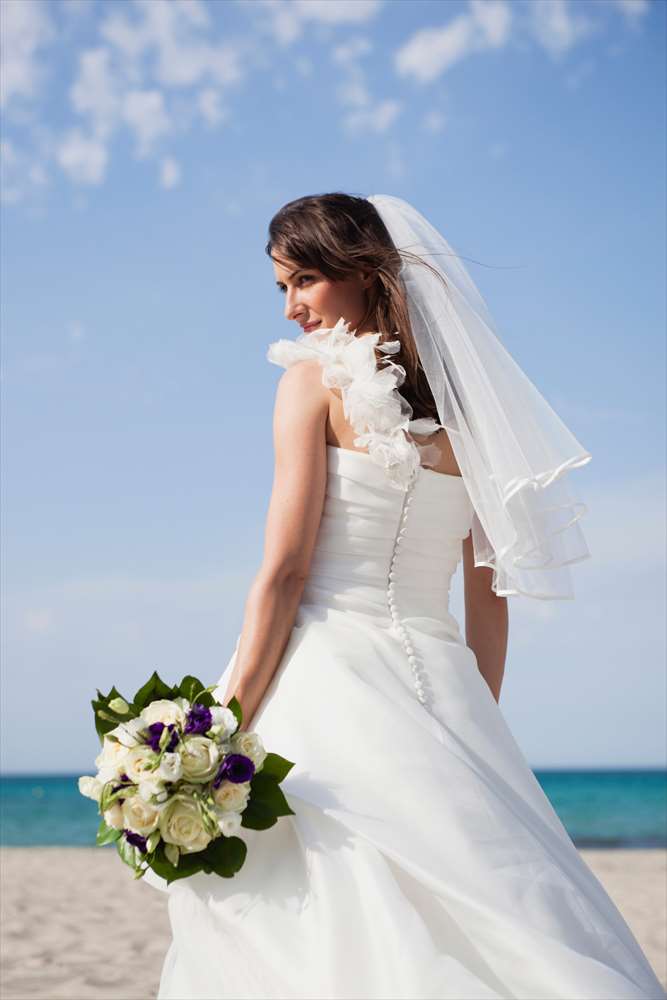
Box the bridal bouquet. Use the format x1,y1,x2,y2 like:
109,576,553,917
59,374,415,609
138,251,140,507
78,671,294,883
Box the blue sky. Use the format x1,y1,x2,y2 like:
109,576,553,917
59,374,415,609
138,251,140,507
1,0,665,772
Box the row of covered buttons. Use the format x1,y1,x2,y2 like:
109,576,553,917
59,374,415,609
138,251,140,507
387,468,430,707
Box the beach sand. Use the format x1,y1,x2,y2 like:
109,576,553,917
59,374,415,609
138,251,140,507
1,847,665,999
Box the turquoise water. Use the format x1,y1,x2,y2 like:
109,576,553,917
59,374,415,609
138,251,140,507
0,770,665,848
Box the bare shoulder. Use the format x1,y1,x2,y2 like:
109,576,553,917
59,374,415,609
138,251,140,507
273,358,329,444
275,357,328,401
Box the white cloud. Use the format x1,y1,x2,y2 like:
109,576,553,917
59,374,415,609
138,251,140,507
56,127,108,185
528,0,598,58
0,0,656,204
344,99,402,135
395,1,512,85
99,0,245,89
0,0,56,108
122,89,172,158
296,0,382,25
60,0,95,18
257,0,383,46
197,87,228,127
395,0,645,84
332,36,400,134
469,0,512,48
159,156,182,189
396,15,476,84
611,0,651,24
69,46,121,140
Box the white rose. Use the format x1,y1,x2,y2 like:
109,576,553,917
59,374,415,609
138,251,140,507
122,795,161,836
154,752,182,784
124,745,159,784
212,779,251,813
180,736,220,783
103,802,124,830
78,775,102,802
108,717,146,748
159,795,212,854
140,699,188,729
95,737,130,783
137,778,166,802
217,811,243,838
209,706,239,739
231,731,267,771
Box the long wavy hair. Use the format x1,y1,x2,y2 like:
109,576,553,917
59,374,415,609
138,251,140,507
265,191,446,423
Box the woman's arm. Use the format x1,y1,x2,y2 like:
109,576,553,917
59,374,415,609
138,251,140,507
462,532,508,702
222,359,330,729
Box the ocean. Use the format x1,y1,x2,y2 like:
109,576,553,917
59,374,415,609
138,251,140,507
0,769,665,849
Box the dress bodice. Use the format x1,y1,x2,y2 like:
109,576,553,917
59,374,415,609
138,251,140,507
302,444,473,635
266,318,475,705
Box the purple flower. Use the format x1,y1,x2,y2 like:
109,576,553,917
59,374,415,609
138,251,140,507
123,829,148,853
213,753,255,788
111,775,131,794
146,722,179,753
184,703,213,735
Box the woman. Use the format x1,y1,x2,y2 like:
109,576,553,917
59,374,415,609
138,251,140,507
152,193,665,999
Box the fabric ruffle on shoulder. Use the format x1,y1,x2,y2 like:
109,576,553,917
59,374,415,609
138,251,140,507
266,317,444,491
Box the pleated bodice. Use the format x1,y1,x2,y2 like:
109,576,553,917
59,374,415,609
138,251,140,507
303,445,473,627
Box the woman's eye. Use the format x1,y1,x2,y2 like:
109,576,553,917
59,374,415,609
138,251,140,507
278,274,313,293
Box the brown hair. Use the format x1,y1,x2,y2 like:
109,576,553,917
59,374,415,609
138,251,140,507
265,191,446,423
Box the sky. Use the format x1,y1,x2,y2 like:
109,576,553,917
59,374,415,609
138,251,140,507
1,0,665,773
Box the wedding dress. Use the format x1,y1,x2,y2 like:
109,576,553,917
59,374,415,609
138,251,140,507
149,326,665,1000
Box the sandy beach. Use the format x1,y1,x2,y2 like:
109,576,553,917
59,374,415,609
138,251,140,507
1,847,665,1000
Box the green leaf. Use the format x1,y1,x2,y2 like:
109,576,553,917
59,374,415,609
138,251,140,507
92,685,134,742
154,837,248,882
227,695,243,729
177,675,214,707
116,835,142,871
132,671,176,711
249,772,295,817
258,752,295,783
149,843,206,884
240,798,278,830
96,818,122,846
205,835,247,878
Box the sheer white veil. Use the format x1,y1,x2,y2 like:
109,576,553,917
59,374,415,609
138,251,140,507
367,193,592,600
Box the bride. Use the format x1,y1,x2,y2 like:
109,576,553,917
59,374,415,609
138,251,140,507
148,193,665,999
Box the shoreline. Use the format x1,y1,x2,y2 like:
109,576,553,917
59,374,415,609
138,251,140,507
1,847,665,999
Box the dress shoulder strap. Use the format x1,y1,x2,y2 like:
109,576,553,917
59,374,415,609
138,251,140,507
266,318,444,491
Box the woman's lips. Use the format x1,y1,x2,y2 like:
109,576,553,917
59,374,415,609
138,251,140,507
303,320,321,332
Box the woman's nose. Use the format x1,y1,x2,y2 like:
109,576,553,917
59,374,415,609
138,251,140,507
284,288,303,321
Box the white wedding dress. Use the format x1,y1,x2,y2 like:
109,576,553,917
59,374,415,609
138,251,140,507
149,327,665,1000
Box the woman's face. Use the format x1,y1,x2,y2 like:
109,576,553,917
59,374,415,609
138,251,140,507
272,253,374,335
